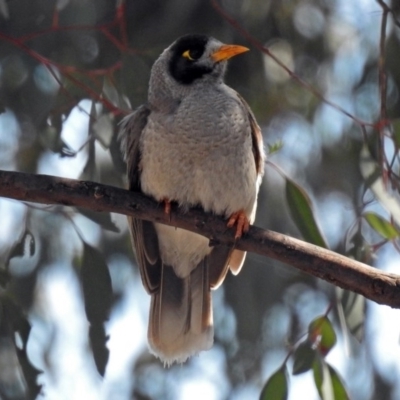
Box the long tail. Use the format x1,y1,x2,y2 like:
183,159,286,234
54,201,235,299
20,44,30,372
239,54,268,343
147,259,213,365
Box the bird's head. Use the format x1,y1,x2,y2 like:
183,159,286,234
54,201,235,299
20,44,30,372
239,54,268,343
148,34,249,106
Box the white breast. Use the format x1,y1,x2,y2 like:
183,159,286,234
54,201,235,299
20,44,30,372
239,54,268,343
140,83,258,276
140,84,257,213
154,223,212,277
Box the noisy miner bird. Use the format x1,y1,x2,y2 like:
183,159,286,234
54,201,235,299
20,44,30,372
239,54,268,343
120,34,265,365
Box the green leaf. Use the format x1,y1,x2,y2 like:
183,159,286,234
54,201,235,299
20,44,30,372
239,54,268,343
364,212,399,240
80,243,113,324
80,244,112,376
313,356,349,400
267,140,284,155
308,316,337,356
360,145,400,226
0,269,11,288
102,77,131,111
285,177,328,248
328,365,349,400
39,125,74,157
313,355,333,400
80,146,97,181
1,297,43,398
345,223,373,267
392,118,400,149
259,366,288,400
89,322,109,377
292,340,316,375
102,77,121,108
77,207,120,233
80,101,98,182
337,288,365,342
93,114,114,149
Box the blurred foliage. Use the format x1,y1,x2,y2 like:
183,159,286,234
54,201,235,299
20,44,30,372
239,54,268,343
313,355,349,400
260,365,288,400
262,313,348,400
79,243,112,376
285,174,328,248
0,0,400,399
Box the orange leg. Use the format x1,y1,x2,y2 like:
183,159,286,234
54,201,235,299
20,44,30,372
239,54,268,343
227,210,250,239
162,198,171,215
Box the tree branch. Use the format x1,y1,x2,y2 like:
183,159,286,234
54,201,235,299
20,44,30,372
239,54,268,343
1,170,400,308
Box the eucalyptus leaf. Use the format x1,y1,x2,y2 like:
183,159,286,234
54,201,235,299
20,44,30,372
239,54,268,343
392,118,400,149
93,113,114,149
80,243,113,324
313,355,349,400
360,145,400,226
337,288,365,342
293,340,316,375
267,140,284,155
364,212,399,240
308,316,337,356
103,77,122,109
260,366,288,400
1,297,42,398
89,323,109,377
285,177,328,248
77,207,120,233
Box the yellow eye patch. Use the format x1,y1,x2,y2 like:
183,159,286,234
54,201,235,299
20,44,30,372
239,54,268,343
182,50,194,60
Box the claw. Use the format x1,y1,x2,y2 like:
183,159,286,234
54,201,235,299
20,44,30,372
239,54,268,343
161,198,171,220
227,210,250,239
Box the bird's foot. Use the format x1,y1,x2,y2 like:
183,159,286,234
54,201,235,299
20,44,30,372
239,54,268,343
227,210,250,239
162,198,171,215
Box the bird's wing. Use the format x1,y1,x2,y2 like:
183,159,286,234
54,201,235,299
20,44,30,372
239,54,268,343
208,245,234,289
119,104,150,190
236,92,265,177
229,93,265,275
120,105,162,294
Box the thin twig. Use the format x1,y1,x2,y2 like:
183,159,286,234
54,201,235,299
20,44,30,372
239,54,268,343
210,0,374,129
377,0,390,185
377,0,400,29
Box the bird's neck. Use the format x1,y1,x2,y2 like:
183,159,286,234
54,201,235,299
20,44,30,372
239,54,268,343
148,62,224,113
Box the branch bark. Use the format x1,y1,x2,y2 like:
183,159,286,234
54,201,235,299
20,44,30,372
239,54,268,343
1,169,400,308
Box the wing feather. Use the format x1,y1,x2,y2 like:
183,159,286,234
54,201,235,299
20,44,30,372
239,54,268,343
228,93,265,275
120,105,162,293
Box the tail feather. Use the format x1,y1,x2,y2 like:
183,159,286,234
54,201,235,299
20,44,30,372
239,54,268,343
189,260,211,334
148,260,213,365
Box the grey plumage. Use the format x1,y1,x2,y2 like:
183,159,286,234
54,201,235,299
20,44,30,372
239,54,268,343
120,34,264,365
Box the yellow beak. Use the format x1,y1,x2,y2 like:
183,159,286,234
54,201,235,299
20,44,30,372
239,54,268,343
211,44,249,62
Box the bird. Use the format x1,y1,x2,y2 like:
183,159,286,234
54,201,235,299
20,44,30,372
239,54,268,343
119,34,265,365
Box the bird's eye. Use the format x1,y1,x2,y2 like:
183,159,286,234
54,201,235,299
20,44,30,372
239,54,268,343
182,50,194,60
182,49,202,61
